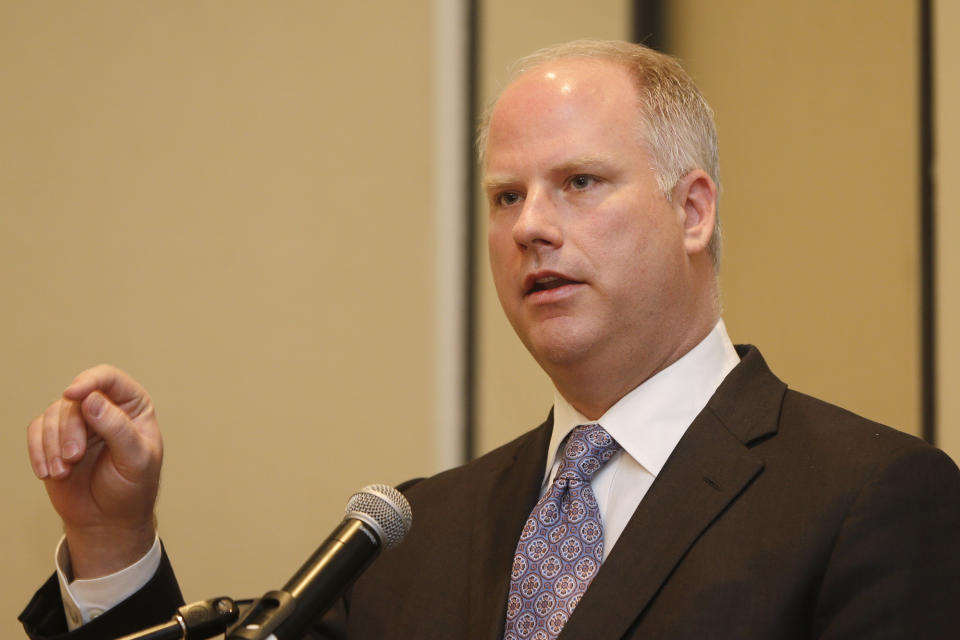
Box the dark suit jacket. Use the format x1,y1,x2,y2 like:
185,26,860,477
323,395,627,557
21,346,960,639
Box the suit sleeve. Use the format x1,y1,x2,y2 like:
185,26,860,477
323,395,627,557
19,545,355,640
19,547,184,640
812,442,960,639
18,477,427,640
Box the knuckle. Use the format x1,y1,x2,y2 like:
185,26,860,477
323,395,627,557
89,363,113,375
104,401,128,425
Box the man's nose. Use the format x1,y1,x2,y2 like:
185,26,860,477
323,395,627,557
512,187,563,250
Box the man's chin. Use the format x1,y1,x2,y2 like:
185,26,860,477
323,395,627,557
525,333,597,370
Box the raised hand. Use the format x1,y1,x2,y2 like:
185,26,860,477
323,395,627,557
27,365,163,578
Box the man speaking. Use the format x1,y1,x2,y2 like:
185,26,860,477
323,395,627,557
21,40,960,639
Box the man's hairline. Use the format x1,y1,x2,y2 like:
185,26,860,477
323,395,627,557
478,58,676,200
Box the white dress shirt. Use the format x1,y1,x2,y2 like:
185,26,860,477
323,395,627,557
56,319,740,628
542,319,740,558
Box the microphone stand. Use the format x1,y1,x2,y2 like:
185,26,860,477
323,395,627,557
112,597,239,640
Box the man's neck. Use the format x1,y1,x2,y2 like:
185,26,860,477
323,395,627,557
549,316,719,420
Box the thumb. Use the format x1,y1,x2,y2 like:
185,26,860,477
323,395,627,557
64,365,153,420
80,391,154,472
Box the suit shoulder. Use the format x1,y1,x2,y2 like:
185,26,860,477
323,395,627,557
774,388,959,485
399,418,550,515
781,388,922,447
414,419,548,484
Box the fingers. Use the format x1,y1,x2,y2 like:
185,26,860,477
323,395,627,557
63,364,152,419
27,413,48,479
27,365,159,484
59,399,88,463
27,400,91,480
41,401,69,479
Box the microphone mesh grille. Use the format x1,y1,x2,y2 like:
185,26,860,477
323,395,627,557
345,484,413,548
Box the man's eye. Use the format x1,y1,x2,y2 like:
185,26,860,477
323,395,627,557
498,192,522,206
570,175,594,190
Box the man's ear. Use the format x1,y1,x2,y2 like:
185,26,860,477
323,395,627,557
672,169,717,256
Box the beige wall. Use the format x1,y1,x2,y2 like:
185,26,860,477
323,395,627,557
1,2,437,635
476,0,630,455
666,1,922,437
935,0,960,461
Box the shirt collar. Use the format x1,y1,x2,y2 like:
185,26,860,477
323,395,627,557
547,319,741,481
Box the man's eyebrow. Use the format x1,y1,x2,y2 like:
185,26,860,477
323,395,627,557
482,176,518,193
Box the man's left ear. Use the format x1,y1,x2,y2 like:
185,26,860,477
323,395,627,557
672,169,717,256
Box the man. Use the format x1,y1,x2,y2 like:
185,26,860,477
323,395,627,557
21,40,960,639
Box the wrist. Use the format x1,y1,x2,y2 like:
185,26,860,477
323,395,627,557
63,519,157,579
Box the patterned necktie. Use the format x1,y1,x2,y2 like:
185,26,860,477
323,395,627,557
503,423,621,640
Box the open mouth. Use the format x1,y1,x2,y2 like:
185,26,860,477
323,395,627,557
529,275,580,294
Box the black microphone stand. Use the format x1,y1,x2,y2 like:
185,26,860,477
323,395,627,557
112,597,239,640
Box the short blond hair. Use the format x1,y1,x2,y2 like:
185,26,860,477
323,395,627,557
478,39,722,265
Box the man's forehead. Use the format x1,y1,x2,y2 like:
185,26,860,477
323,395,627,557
498,57,633,111
483,59,643,174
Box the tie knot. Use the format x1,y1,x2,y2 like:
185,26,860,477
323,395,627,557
557,423,620,481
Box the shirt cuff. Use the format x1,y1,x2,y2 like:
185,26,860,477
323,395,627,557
55,534,162,631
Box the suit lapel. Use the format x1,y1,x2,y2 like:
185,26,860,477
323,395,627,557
466,418,554,640
558,346,785,639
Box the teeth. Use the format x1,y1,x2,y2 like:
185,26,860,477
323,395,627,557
536,277,558,284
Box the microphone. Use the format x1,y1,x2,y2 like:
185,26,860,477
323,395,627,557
226,484,413,640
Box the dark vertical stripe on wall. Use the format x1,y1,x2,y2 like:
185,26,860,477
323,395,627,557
464,0,480,461
632,0,664,51
920,0,936,444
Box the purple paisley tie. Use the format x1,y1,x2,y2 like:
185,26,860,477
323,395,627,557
503,423,621,639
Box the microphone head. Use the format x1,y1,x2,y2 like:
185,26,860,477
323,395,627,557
345,484,413,548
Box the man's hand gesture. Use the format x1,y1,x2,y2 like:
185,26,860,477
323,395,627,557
27,365,163,579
